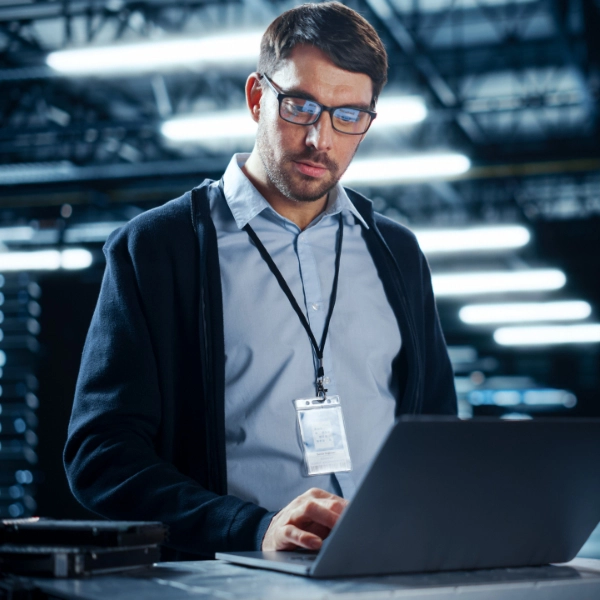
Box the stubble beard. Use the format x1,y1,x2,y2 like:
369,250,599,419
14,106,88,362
256,121,343,203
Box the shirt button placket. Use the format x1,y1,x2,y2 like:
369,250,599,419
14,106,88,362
297,234,325,339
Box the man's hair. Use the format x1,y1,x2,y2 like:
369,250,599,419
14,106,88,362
258,2,388,106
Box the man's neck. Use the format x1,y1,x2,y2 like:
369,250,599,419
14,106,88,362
242,152,328,231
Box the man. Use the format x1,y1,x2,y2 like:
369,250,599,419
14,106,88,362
64,1,456,561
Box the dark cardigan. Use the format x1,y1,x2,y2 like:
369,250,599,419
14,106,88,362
64,181,457,561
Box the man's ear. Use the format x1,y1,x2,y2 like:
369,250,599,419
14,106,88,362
246,72,263,124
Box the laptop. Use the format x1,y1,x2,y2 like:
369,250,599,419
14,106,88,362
216,416,600,577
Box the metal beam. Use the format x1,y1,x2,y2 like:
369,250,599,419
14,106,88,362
363,0,487,145
2,156,600,188
548,0,596,119
0,0,228,22
0,157,228,187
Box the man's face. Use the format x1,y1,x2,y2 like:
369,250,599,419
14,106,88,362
255,44,373,204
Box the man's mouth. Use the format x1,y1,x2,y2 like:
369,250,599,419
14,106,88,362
293,161,329,178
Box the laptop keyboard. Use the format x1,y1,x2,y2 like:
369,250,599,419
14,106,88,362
287,554,317,563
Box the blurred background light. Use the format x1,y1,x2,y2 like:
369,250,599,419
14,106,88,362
468,388,577,408
161,95,427,143
0,227,35,243
60,249,94,270
342,153,471,185
460,301,592,324
0,251,60,271
46,31,263,75
0,163,74,186
63,222,127,244
432,269,566,297
414,225,530,254
494,324,600,346
370,96,428,128
161,111,254,143
0,250,92,272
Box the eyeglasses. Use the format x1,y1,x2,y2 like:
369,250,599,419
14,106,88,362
260,74,376,135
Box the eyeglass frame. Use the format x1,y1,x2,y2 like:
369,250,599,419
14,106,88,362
259,73,377,136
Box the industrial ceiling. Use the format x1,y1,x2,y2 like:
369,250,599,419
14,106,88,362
1,0,599,415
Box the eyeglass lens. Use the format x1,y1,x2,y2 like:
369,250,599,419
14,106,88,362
280,97,371,134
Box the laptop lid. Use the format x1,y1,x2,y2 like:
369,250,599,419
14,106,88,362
219,417,600,578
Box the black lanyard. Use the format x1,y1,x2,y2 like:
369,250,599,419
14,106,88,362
243,213,343,398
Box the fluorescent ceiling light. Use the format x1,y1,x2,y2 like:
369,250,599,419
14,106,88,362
371,96,427,128
0,162,74,185
0,227,35,242
0,225,58,245
161,95,428,143
47,31,262,75
0,250,60,271
61,249,94,270
468,388,576,407
64,222,128,244
161,111,254,142
494,324,600,346
522,389,577,407
393,0,537,12
0,249,93,271
342,153,470,185
432,269,566,297
460,300,592,324
414,225,530,254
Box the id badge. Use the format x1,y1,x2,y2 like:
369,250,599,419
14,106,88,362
293,395,352,476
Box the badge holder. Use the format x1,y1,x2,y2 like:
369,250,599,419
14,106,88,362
294,392,352,476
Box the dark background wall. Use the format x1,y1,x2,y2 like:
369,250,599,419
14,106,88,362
36,272,101,519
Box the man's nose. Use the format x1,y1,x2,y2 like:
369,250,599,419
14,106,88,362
305,113,334,151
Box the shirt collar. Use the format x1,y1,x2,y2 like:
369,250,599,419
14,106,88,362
222,153,369,230
323,184,369,229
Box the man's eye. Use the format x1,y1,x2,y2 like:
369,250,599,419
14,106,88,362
296,100,319,115
334,108,361,123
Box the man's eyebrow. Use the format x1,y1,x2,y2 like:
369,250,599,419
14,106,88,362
282,85,314,99
283,85,372,111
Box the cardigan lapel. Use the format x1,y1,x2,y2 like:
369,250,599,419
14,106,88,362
344,187,422,415
191,181,228,495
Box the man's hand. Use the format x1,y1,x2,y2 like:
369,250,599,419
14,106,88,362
262,488,348,551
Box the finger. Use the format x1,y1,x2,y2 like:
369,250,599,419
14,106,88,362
327,497,348,515
301,489,348,514
304,487,342,500
304,521,331,540
315,491,349,514
281,524,322,550
292,500,341,530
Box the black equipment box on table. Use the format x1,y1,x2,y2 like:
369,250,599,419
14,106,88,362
0,519,166,577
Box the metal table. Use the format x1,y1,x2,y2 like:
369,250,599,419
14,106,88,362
29,557,600,599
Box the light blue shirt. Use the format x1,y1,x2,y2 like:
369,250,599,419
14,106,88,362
212,154,402,512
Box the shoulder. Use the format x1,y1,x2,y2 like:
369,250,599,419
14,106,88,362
343,186,420,252
103,180,216,263
372,212,418,247
105,191,193,255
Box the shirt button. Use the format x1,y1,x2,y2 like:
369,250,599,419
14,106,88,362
311,303,320,311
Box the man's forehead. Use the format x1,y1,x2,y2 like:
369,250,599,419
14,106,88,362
270,45,373,106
